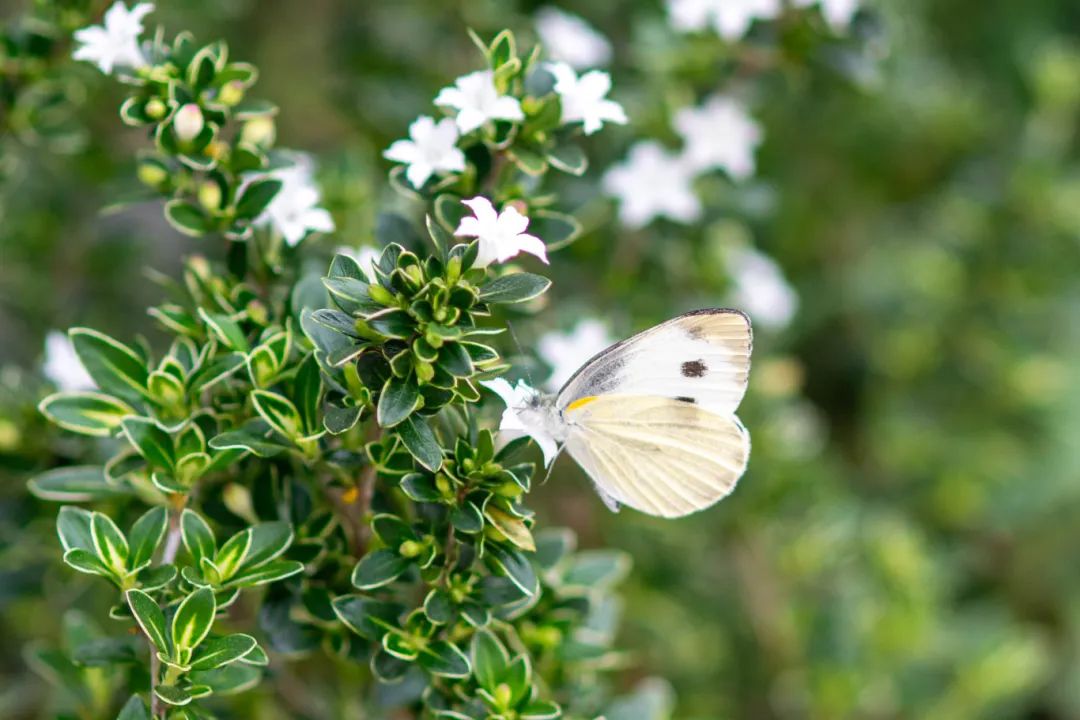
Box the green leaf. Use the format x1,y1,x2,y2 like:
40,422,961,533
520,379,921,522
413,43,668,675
371,514,416,547
241,522,294,569
63,548,114,578
377,376,420,428
71,635,137,666
418,640,471,678
504,655,532,705
39,391,135,436
251,389,306,441
120,417,175,471
126,589,169,652
29,465,127,502
91,512,130,575
423,588,455,624
188,634,258,671
485,544,539,597
530,210,581,251
214,529,253,579
209,422,287,458
510,145,548,175
127,507,168,571
164,199,211,237
172,587,217,653
154,684,212,707
396,415,443,472
181,509,216,566
332,595,403,640
294,354,323,435
57,506,94,552
471,629,509,692
521,699,562,719
198,309,249,352
226,559,304,587
234,178,281,220
546,144,588,175
69,328,150,403
485,507,535,552
562,550,631,590
351,549,410,590
137,564,177,591
400,473,442,502
117,695,151,720
478,273,552,304
189,662,262,695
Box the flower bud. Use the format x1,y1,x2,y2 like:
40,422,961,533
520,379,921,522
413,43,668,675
241,116,276,147
197,180,222,211
399,540,423,558
493,684,513,710
174,103,204,143
218,80,246,106
136,161,168,188
145,97,167,119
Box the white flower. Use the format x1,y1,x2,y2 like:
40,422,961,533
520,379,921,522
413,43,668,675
536,7,612,70
43,332,94,392
72,2,154,75
674,95,763,179
337,245,381,281
435,70,524,134
259,154,334,247
666,0,781,39
602,142,701,227
480,378,560,467
548,62,627,136
538,319,614,391
793,0,860,30
173,104,204,143
727,246,798,330
454,197,548,268
384,116,466,189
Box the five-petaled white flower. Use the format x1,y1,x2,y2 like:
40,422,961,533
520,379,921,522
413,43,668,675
72,2,154,75
674,95,763,179
547,62,627,136
258,154,335,247
435,70,524,135
43,332,95,392
480,378,561,467
726,246,798,330
793,0,860,30
538,318,614,391
454,197,548,268
384,116,466,189
535,7,612,70
602,141,701,227
337,245,381,281
666,0,780,39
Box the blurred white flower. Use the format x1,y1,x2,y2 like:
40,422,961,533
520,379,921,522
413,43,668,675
727,246,798,330
794,0,860,29
675,95,763,179
384,116,466,189
72,2,153,75
173,103,204,142
538,319,614,391
536,7,612,69
548,62,627,135
666,0,780,39
337,245,380,281
455,197,548,268
43,332,94,392
602,141,701,227
480,378,560,467
259,155,334,247
435,70,524,134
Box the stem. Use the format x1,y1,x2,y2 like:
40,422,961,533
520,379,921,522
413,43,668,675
148,508,183,718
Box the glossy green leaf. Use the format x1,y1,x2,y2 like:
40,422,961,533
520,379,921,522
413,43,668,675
127,507,168,571
29,465,126,502
172,587,217,653
126,589,169,652
91,512,129,575
181,509,216,566
351,549,410,590
478,273,551,304
396,414,443,471
188,633,258,671
69,328,150,403
39,391,134,437
377,376,420,428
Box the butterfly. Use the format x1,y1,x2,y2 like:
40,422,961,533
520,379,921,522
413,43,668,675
482,308,752,518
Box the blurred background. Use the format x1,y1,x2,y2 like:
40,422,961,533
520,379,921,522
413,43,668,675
3,0,1080,718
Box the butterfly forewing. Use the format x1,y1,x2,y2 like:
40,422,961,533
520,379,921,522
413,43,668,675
563,394,750,517
555,309,752,417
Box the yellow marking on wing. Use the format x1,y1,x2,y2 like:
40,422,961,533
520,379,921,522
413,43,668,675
566,396,599,412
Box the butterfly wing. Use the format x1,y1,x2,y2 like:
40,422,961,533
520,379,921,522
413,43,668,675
555,308,752,417
563,394,750,518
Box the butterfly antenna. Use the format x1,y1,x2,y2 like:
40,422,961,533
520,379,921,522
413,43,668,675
540,443,567,484
504,319,536,387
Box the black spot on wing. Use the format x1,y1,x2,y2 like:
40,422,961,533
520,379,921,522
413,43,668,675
681,360,707,378
675,396,696,404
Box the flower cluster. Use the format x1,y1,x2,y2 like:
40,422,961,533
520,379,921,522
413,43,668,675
72,2,334,248
603,94,762,228
667,0,860,39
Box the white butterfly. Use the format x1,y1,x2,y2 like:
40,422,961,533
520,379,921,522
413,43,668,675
482,308,752,518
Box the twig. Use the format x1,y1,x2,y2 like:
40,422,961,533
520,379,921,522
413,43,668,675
146,506,183,718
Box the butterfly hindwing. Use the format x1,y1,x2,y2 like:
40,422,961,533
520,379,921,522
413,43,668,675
562,394,750,518
555,308,752,417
